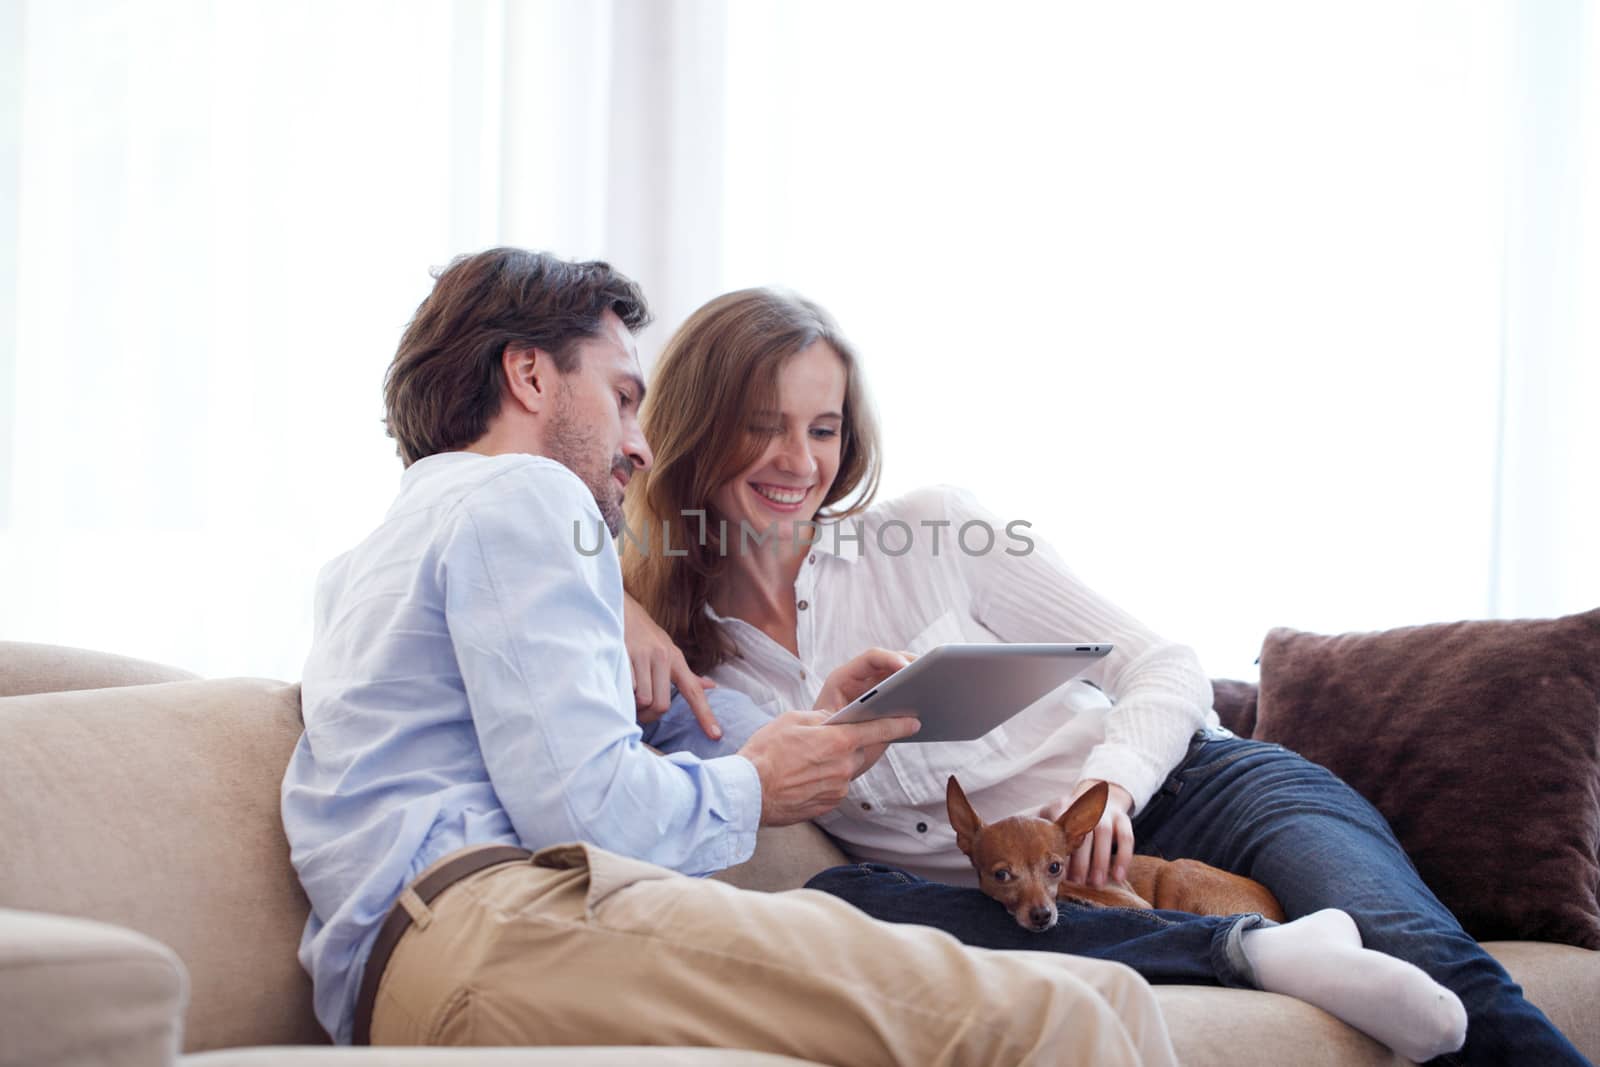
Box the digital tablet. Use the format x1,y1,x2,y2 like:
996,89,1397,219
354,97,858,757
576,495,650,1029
823,643,1113,744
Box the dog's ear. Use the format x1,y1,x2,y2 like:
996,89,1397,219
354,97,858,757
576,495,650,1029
946,775,984,857
1055,781,1109,846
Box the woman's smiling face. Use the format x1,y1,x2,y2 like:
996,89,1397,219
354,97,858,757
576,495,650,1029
710,340,848,535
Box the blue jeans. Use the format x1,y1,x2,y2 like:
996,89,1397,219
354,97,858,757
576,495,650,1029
804,730,1589,1067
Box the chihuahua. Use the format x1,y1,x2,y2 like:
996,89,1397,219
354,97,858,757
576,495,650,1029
948,775,1286,931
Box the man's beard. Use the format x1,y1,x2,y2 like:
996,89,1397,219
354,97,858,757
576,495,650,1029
546,389,630,536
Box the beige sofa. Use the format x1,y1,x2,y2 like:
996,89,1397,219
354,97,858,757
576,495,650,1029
2,641,1596,1067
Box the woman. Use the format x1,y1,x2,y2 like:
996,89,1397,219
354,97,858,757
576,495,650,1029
621,288,1583,1067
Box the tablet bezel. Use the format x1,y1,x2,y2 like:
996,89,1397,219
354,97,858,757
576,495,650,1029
822,642,1113,743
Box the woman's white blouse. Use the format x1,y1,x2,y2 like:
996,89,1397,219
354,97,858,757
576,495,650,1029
706,485,1217,886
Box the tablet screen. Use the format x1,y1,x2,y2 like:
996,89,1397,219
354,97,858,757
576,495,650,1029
824,642,1111,744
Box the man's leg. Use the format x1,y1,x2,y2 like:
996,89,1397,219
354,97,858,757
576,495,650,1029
370,843,1176,1067
1134,731,1591,1067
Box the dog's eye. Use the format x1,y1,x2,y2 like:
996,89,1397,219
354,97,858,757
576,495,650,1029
1047,861,1063,876
992,870,1011,883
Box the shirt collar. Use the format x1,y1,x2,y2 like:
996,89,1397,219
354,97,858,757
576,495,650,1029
402,450,474,483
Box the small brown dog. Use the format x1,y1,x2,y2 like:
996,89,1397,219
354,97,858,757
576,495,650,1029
948,775,1286,931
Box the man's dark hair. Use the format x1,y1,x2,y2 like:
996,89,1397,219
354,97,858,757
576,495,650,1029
383,247,651,466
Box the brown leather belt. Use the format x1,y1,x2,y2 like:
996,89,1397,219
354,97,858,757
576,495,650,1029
351,844,533,1045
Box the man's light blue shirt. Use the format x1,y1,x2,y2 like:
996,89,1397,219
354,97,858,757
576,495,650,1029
281,452,766,1043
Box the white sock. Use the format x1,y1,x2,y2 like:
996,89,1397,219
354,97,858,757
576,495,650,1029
1240,909,1467,1062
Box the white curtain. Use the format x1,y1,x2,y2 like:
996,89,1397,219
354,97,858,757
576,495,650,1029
1493,0,1599,621
1,0,1595,681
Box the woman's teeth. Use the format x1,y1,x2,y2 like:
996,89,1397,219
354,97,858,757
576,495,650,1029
753,484,807,505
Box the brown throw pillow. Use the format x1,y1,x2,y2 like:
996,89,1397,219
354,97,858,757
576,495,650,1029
1210,678,1260,738
1254,608,1600,949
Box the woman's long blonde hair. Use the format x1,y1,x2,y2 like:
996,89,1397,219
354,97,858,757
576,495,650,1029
623,288,882,674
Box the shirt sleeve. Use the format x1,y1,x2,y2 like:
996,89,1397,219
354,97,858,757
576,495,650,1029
938,485,1213,812
441,461,760,875
643,686,773,761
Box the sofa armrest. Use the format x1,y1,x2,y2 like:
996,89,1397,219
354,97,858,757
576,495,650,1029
0,641,198,697
0,908,188,1067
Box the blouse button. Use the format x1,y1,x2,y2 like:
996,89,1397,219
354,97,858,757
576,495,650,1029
860,802,872,811
809,554,817,565
799,669,807,680
798,599,810,611
916,822,928,833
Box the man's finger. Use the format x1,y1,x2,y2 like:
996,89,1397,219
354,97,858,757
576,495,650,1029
840,714,921,748
852,740,892,777
672,659,722,740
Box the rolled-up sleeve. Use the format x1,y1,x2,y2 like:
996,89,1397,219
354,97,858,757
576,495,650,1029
442,464,760,875
942,485,1212,812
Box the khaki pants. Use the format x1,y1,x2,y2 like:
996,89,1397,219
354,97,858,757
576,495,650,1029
371,843,1177,1066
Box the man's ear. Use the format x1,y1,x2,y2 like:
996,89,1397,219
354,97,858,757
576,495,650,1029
502,344,551,415
947,776,984,858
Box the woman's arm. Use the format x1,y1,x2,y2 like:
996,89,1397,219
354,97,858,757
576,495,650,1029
941,485,1213,813
623,589,722,740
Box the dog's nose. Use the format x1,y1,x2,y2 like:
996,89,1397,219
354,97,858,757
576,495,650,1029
1028,906,1054,929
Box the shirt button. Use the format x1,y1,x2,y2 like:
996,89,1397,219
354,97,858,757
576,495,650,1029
809,554,817,564
799,669,807,680
798,600,809,611
860,802,872,811
916,821,928,833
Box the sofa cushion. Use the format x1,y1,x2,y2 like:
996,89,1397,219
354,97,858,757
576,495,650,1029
184,1048,830,1066
0,908,187,1067
0,678,324,1052
1485,940,1600,1060
710,822,849,893
1156,986,1401,1066
0,640,198,697
1254,609,1600,948
1157,940,1600,1067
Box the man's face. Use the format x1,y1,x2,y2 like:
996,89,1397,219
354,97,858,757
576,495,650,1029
543,309,652,536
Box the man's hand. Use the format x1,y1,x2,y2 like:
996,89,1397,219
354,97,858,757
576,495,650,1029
1039,779,1136,887
621,591,721,740
740,710,920,825
815,647,916,777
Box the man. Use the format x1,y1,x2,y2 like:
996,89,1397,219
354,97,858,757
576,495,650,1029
281,247,1175,1066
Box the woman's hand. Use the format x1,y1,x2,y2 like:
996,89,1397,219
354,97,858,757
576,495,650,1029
816,647,915,712
622,591,722,740
1040,778,1136,887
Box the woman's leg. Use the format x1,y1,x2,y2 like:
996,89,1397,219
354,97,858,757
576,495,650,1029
804,862,1259,986
805,862,1465,1061
1134,730,1591,1067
